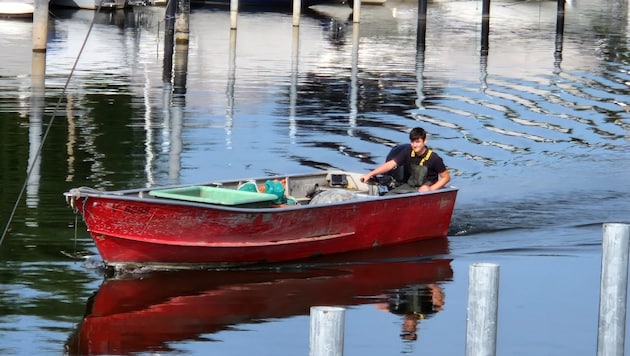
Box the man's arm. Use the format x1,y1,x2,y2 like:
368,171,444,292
420,169,450,192
361,159,398,182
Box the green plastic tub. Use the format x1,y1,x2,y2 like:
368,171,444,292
149,186,278,206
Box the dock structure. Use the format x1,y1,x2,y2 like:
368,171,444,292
31,0,570,82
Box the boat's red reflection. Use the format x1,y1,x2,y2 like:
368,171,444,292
66,238,453,355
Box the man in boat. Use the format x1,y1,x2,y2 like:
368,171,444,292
360,127,450,194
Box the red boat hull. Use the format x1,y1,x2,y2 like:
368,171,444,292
66,172,457,268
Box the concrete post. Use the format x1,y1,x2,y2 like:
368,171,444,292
292,0,301,27
597,223,630,356
32,0,49,52
310,306,345,356
466,262,500,356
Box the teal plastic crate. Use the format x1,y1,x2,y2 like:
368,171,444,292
149,186,278,206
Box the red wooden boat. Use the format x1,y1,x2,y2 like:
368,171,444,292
64,170,458,270
65,239,453,355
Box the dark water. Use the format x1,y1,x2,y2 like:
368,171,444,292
0,0,629,354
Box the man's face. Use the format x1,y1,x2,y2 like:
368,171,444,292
410,138,426,154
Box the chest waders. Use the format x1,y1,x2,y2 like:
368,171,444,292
386,149,433,195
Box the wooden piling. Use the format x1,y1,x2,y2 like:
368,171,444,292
416,0,427,53
480,0,490,55
555,0,566,37
292,0,301,27
309,306,345,356
597,223,630,356
32,0,49,53
466,262,499,356
554,0,565,69
352,0,361,23
230,0,238,30
163,0,177,82
175,0,190,45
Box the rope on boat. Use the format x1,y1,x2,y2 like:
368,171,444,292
0,3,107,250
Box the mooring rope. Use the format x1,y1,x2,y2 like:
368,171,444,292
0,2,107,249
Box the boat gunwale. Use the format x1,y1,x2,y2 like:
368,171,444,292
63,170,458,212
64,185,459,212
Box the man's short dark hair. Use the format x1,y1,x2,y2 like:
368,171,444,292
409,127,427,141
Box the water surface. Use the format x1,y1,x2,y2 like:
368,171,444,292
0,0,629,354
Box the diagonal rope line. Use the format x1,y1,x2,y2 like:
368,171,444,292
0,2,107,249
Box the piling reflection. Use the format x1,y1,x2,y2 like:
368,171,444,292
379,283,445,342
65,238,452,355
27,52,46,212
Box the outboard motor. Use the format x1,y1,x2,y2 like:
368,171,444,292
367,175,398,196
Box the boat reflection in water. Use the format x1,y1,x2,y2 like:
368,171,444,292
66,238,453,355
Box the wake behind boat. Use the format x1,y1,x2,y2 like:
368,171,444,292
64,170,457,270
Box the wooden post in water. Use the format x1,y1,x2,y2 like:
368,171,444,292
555,0,566,37
163,0,177,82
554,0,565,70
32,0,49,53
230,0,238,30
597,223,630,356
416,0,427,53
175,0,190,45
352,0,361,23
292,0,301,27
480,0,490,56
309,306,345,356
173,0,190,94
466,262,499,356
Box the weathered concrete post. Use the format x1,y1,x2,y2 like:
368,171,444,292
230,0,238,30
310,306,345,356
597,223,630,356
175,0,190,45
352,0,361,23
292,0,301,27
32,0,49,53
466,262,499,356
